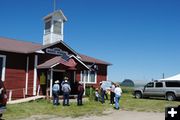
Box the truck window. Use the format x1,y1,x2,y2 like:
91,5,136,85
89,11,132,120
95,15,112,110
165,81,180,87
155,82,163,87
146,82,154,88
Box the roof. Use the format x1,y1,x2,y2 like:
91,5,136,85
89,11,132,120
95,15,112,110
37,56,76,69
0,37,111,65
0,37,42,54
43,10,67,22
159,74,180,81
37,56,89,70
80,54,111,65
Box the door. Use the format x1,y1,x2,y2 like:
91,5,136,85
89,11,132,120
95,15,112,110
53,71,64,95
143,82,155,97
153,82,164,97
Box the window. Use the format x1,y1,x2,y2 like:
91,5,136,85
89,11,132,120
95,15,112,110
155,82,163,87
81,70,97,83
165,81,180,87
45,21,51,34
53,21,61,34
146,82,154,88
0,55,6,81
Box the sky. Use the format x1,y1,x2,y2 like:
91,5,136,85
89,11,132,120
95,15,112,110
0,0,180,82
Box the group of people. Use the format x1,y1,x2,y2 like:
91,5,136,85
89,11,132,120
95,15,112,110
52,76,84,106
95,82,122,110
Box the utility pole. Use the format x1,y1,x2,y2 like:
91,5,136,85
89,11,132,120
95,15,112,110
162,73,165,79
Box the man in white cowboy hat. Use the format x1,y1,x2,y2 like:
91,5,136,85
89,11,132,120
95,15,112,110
61,77,71,106
52,80,60,106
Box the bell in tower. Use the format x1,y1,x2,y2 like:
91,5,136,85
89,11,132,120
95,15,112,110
43,10,67,45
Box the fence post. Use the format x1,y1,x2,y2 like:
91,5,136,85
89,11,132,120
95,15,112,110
23,88,25,98
37,85,40,96
8,90,12,102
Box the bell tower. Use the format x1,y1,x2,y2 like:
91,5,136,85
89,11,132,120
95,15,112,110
43,10,67,45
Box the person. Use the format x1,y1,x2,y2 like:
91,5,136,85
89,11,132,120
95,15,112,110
77,81,84,106
0,80,7,118
114,84,122,110
52,80,60,106
110,82,115,105
61,77,71,106
95,88,100,101
100,82,106,104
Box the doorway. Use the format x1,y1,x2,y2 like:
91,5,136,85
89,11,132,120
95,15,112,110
53,71,64,95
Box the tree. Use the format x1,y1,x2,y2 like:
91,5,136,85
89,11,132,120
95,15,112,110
121,79,135,87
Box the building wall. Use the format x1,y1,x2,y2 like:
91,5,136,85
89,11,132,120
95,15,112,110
0,52,27,99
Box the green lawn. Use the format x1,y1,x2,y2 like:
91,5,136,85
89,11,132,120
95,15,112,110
3,99,109,120
3,87,180,119
121,93,180,112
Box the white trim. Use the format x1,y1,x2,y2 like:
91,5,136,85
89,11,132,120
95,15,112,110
70,55,89,70
33,55,38,95
83,70,86,95
88,71,90,83
50,69,53,97
35,50,45,54
81,70,97,84
25,56,29,95
95,71,97,83
0,55,6,82
50,63,60,68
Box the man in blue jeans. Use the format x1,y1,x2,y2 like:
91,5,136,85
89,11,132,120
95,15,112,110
114,84,122,110
100,82,106,104
61,77,71,106
52,80,60,106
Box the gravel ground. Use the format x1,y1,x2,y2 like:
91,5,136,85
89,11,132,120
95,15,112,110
21,109,164,120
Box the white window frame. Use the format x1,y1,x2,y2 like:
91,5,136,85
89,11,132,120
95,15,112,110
0,55,6,81
81,70,97,84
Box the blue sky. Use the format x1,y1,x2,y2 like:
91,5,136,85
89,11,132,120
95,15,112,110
0,0,180,82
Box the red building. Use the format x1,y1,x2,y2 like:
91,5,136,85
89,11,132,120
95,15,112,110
0,10,111,100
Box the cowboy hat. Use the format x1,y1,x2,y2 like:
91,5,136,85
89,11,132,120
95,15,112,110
55,80,59,84
64,76,69,80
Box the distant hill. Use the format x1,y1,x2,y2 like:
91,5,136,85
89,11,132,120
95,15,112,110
121,79,135,87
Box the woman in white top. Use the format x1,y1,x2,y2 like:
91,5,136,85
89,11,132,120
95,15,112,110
114,84,122,110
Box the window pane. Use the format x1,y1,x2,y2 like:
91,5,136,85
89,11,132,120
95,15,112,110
53,21,61,34
0,57,2,79
89,71,95,82
45,21,51,34
155,82,163,87
166,81,180,87
146,82,154,87
83,71,88,82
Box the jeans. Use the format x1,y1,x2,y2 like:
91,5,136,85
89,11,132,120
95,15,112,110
77,91,84,105
115,94,120,109
53,91,59,105
110,92,115,104
101,90,106,103
63,92,70,105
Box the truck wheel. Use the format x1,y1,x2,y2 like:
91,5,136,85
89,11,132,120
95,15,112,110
135,92,142,99
166,93,176,101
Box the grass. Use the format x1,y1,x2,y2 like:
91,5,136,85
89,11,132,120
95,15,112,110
3,99,109,120
3,86,180,119
120,86,180,112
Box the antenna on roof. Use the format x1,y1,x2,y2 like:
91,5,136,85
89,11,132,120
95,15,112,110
53,0,56,12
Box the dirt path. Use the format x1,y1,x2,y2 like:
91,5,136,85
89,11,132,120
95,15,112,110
21,110,164,120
